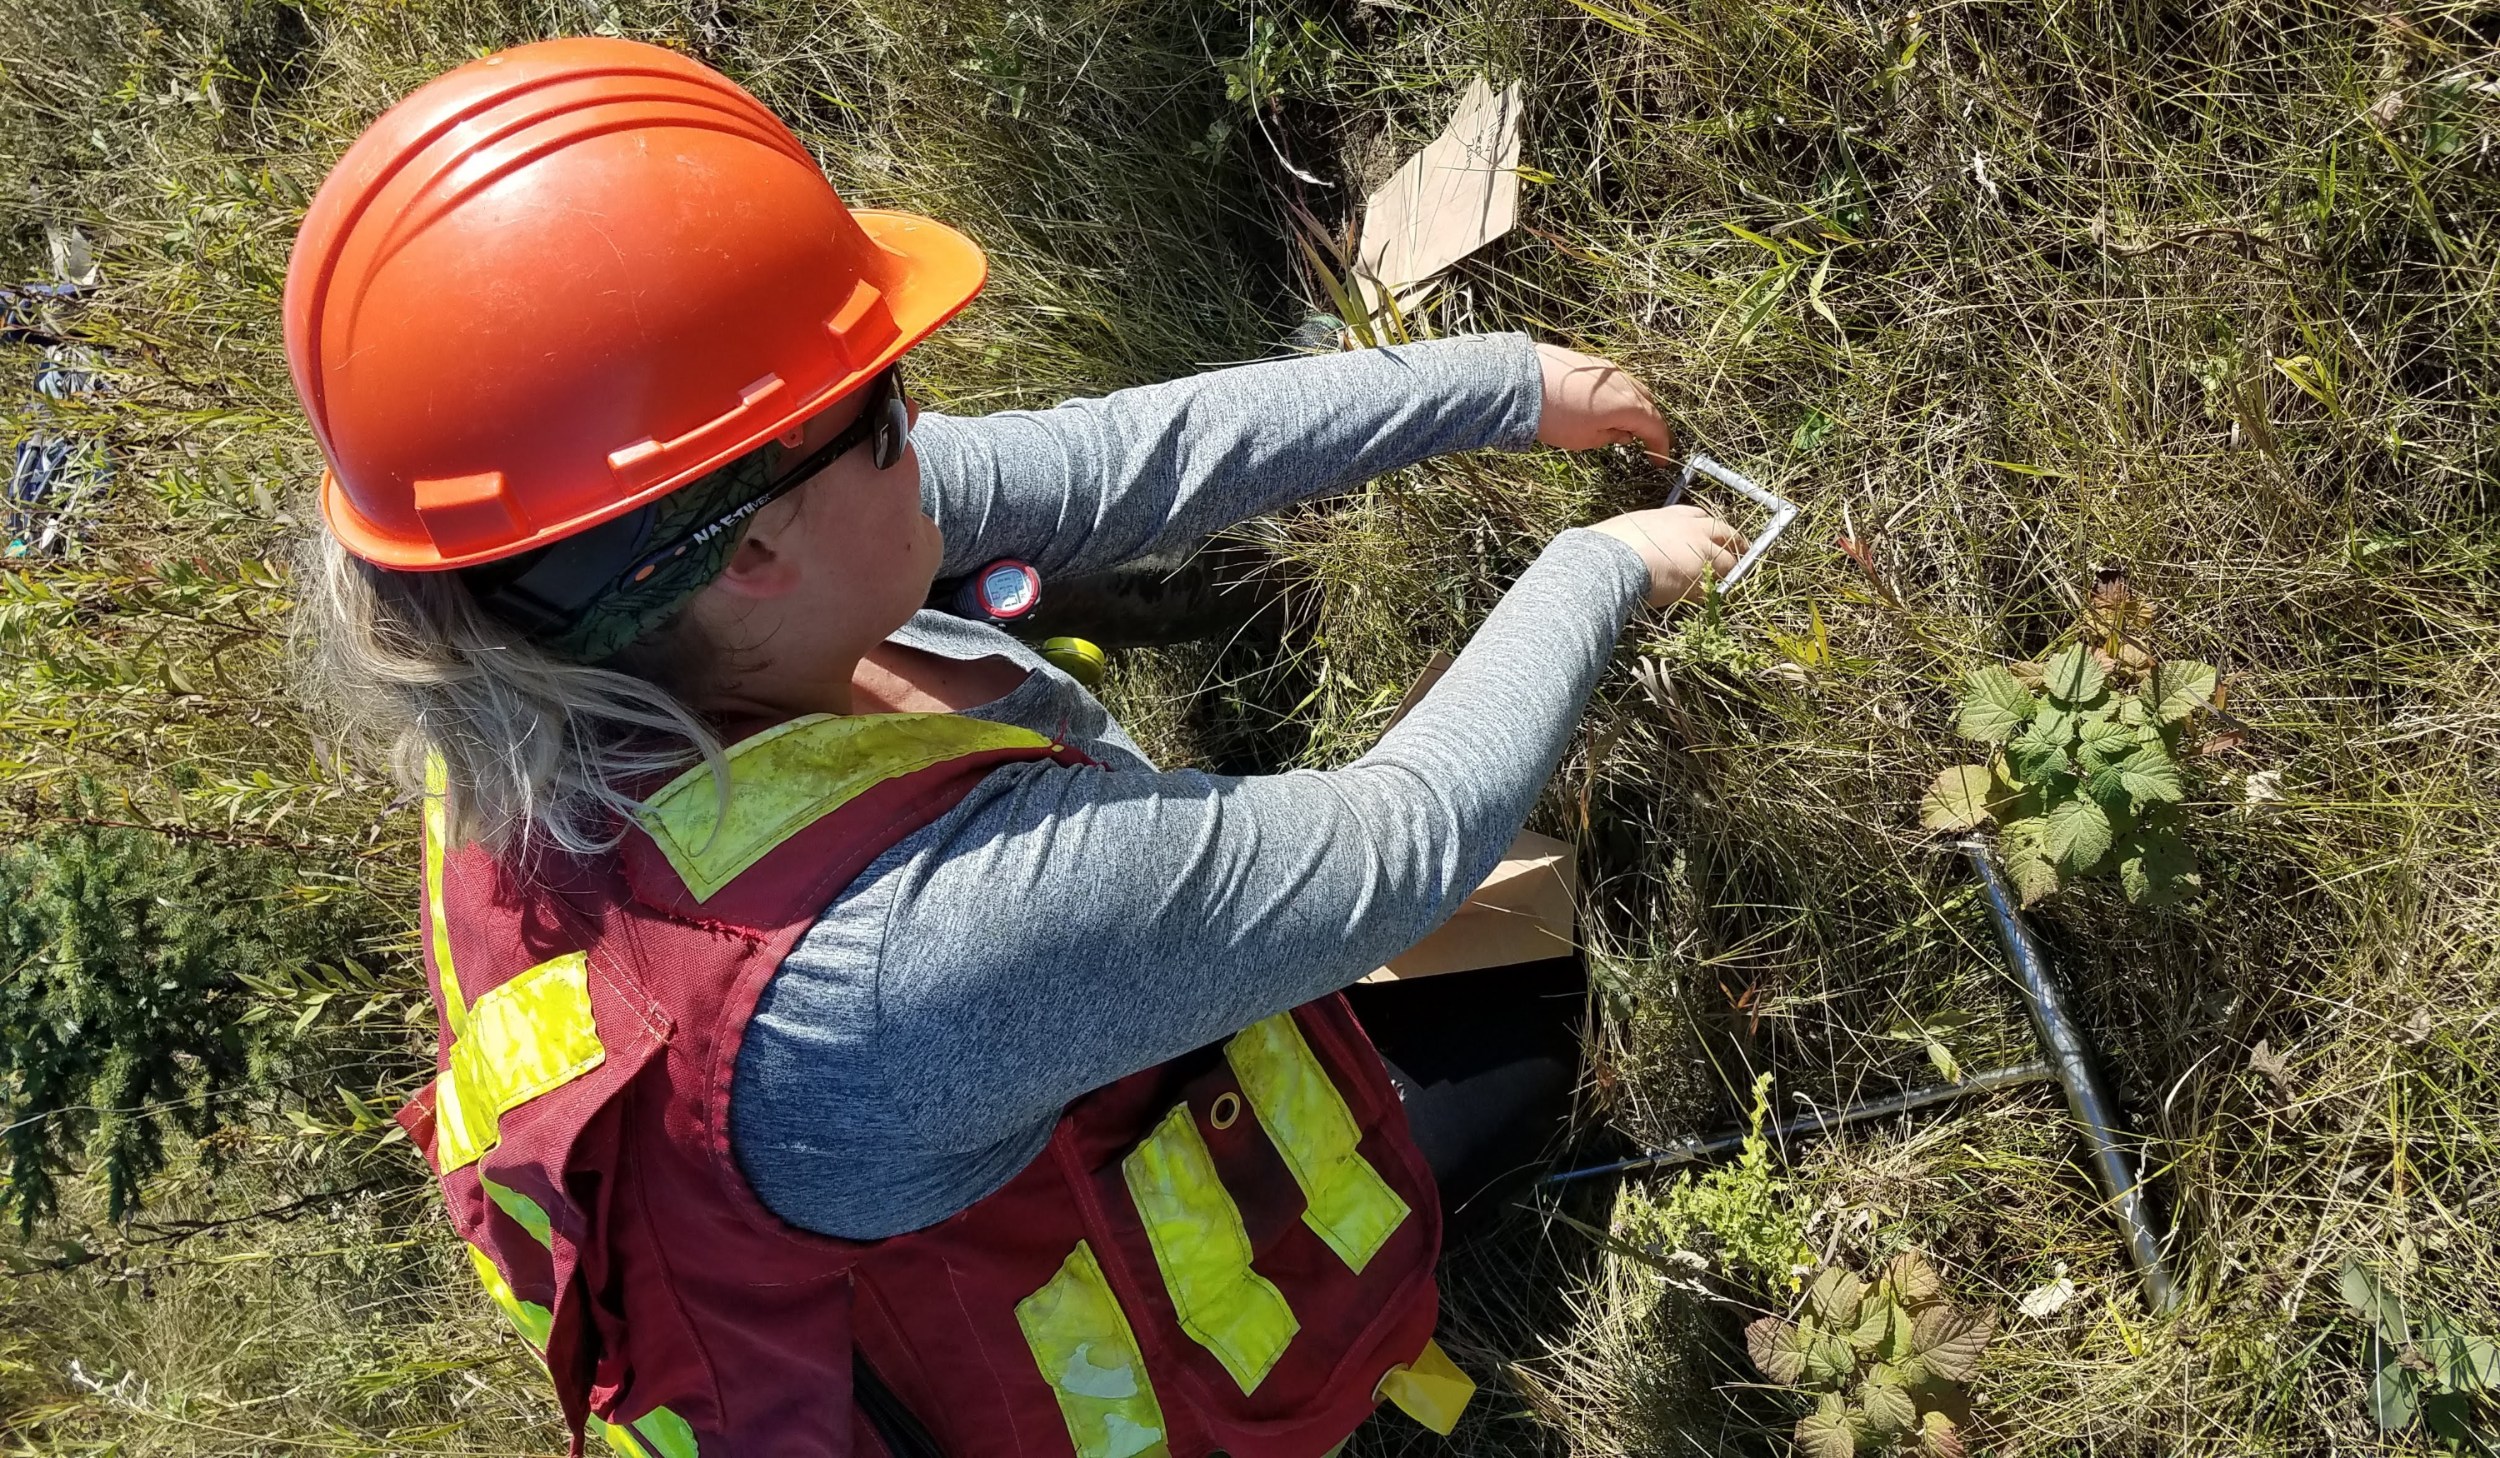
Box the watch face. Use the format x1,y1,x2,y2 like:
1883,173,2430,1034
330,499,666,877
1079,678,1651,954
981,563,1037,616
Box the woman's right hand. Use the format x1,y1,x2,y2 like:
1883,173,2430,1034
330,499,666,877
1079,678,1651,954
1589,504,1749,607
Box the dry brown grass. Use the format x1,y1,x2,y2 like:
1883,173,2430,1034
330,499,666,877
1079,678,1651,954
1,0,2494,1452
1260,0,2500,1451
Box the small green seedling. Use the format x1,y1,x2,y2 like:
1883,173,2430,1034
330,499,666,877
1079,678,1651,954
1920,643,2219,906
1746,1252,1992,1457
2340,1256,2499,1446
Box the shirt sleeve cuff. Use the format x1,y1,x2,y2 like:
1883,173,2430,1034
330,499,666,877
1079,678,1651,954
1550,526,1652,618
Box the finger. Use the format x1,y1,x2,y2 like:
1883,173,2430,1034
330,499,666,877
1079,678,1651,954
1620,407,1674,465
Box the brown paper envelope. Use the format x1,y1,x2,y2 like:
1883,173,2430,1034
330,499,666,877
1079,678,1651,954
1356,78,1525,317
1365,829,1577,982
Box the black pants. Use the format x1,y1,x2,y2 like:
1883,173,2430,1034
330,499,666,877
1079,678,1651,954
1343,957,1587,1228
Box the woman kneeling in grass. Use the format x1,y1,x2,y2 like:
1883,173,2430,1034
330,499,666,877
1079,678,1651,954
293,36,1740,1458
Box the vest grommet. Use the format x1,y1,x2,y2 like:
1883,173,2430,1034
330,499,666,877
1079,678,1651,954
1208,1091,1242,1130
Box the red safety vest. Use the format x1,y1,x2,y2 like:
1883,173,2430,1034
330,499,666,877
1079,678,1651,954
395,712,1475,1458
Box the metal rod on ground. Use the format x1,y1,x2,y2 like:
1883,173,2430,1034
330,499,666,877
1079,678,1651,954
1541,1060,2056,1187
1964,843,2181,1313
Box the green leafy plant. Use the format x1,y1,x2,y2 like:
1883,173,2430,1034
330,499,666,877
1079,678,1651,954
2341,1256,2499,1447
1219,14,1346,111
1920,643,2218,905
1615,1074,1813,1288
1746,1253,1992,1458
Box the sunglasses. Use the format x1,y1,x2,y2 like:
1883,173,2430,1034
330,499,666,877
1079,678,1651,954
469,364,910,639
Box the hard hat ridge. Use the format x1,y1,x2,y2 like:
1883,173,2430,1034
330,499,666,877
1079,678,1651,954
285,37,987,571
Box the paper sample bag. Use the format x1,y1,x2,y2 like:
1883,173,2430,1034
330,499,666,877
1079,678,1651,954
1365,829,1578,982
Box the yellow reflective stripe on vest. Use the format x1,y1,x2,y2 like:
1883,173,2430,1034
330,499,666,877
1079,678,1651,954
1121,1104,1298,1394
483,1177,554,1248
1375,1339,1475,1435
467,1242,553,1348
636,713,1052,902
601,1407,701,1458
434,952,605,1174
1225,1014,1409,1274
1016,1241,1171,1458
422,755,468,1038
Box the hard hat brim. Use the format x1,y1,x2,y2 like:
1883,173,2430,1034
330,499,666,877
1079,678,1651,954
320,208,989,572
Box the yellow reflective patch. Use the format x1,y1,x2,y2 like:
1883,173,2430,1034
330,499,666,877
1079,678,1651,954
600,1413,697,1458
636,713,1052,902
422,754,468,1038
1122,1104,1298,1394
1375,1339,1475,1436
467,1242,552,1349
1225,1014,1409,1273
1016,1241,1172,1458
483,1177,554,1248
434,953,605,1174
631,1406,700,1458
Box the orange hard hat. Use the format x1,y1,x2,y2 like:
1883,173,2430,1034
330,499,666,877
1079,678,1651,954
284,37,986,571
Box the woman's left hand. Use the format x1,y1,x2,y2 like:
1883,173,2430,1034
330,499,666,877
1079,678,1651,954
1534,343,1676,465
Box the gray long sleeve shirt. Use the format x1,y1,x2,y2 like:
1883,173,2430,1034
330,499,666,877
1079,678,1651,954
729,333,1652,1239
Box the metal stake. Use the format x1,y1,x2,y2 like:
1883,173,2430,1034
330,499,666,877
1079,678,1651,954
1964,844,2180,1312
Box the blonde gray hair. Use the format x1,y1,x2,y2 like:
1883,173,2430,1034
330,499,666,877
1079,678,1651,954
294,530,728,858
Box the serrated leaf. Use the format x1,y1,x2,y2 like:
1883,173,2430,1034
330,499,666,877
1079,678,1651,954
1796,1398,1857,1458
2147,659,2218,724
1921,765,1997,831
2003,725,2069,784
1910,1306,1992,1383
1848,1293,1903,1355
1884,1251,1945,1307
1920,1409,1968,1458
1883,1309,1919,1364
2117,694,2149,726
1807,1267,1865,1329
1955,666,2037,743
1858,1376,1916,1435
2075,718,2139,773
2005,851,2062,906
1804,1332,1858,1387
2040,644,2108,707
2116,828,2197,907
1746,1317,1810,1384
2118,754,2185,805
2042,796,2113,873
2084,763,2133,812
